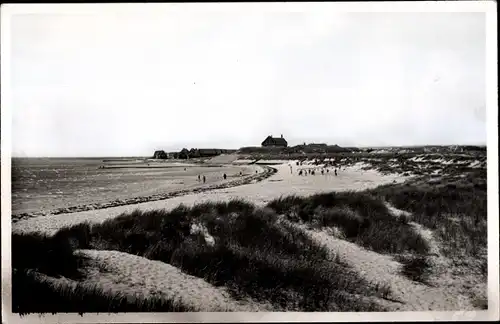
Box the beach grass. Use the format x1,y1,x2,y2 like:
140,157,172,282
368,168,487,276
266,191,429,255
11,152,487,313
13,198,398,312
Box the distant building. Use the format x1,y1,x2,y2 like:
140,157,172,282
261,134,288,148
177,148,235,159
153,150,169,159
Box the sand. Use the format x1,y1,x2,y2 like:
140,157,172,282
12,161,482,311
13,163,408,236
74,249,274,312
277,204,477,311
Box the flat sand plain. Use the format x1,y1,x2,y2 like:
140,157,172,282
13,162,406,236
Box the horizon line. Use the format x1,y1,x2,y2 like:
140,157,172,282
9,143,488,159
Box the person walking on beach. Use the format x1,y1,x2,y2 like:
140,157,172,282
334,169,338,176
223,173,227,180
203,175,206,183
198,174,201,181
321,169,324,175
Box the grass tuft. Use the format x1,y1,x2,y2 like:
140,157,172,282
266,192,429,255
395,255,433,285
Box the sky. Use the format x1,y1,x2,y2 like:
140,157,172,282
6,5,487,157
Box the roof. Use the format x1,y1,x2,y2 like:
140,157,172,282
262,136,288,146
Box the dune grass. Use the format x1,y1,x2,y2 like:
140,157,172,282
369,168,487,277
12,231,82,280
11,231,191,314
13,269,190,315
13,199,396,313
266,192,429,256
394,255,434,286
12,154,487,313
64,200,390,311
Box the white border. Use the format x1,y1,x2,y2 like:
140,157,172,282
1,2,498,323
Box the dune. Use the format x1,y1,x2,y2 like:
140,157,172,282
11,156,487,313
73,249,274,312
277,205,477,311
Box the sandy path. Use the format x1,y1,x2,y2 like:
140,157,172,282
70,249,274,312
283,218,475,311
13,163,408,236
386,204,486,307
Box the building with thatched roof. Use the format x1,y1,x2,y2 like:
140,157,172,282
261,134,288,148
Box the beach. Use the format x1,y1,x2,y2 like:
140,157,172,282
10,154,488,313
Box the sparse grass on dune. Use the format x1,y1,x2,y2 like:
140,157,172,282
13,157,487,312
394,255,433,286
368,169,487,276
14,199,391,312
13,269,190,314
345,152,485,177
266,192,429,256
11,231,189,314
79,201,389,311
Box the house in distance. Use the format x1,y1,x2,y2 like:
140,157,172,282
261,134,288,148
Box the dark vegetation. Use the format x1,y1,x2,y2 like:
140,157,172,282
12,151,487,313
394,255,433,286
13,200,395,313
369,167,488,276
266,192,429,255
237,146,486,164
13,269,190,314
12,231,190,314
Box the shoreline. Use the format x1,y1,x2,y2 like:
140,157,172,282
12,163,410,236
12,165,278,223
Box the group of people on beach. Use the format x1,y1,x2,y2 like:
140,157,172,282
297,167,338,176
291,158,345,177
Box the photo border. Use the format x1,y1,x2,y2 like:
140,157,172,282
1,1,498,323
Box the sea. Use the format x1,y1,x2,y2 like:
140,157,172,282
11,157,241,216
